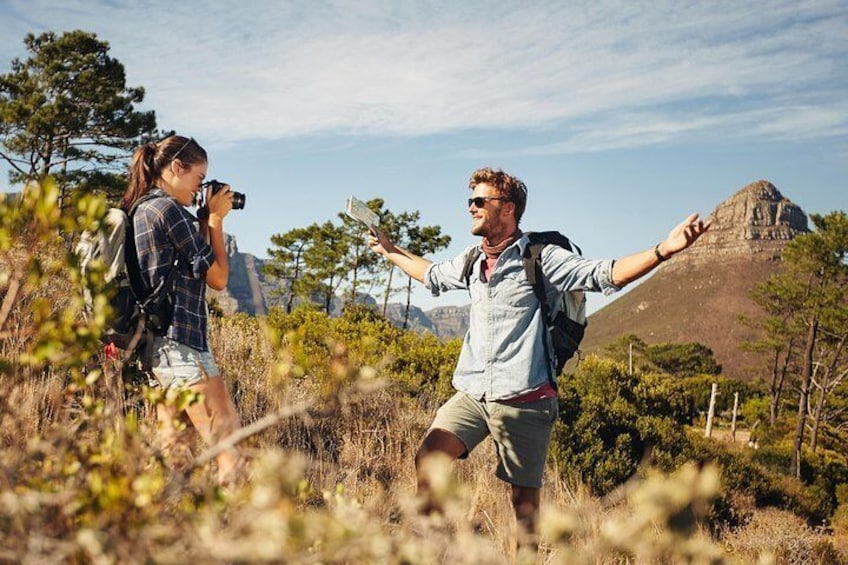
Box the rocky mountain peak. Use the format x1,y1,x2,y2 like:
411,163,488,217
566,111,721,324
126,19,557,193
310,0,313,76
666,179,808,270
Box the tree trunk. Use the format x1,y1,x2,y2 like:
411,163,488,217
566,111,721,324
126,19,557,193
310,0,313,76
350,249,360,304
382,265,395,317
403,276,413,330
770,337,794,426
792,318,818,478
286,257,303,314
324,276,335,314
769,349,781,426
810,371,828,453
286,282,295,314
811,332,848,453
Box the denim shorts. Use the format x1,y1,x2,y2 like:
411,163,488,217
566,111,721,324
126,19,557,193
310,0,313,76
150,336,220,389
430,391,559,489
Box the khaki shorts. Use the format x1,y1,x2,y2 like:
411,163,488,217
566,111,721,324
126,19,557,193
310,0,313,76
150,336,220,389
430,391,559,488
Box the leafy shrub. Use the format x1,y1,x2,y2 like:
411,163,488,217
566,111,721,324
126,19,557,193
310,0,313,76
264,303,460,403
645,341,722,375
680,374,766,416
833,484,848,536
550,356,695,495
751,443,793,472
686,434,833,525
387,331,461,401
740,395,770,429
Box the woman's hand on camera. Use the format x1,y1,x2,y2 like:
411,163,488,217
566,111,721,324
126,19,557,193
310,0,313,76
206,183,234,225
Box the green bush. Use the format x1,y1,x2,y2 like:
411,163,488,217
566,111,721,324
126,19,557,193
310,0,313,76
387,332,461,401
833,484,848,535
263,303,460,403
644,341,722,375
686,434,833,525
740,395,770,429
679,374,766,415
750,443,793,471
550,356,695,495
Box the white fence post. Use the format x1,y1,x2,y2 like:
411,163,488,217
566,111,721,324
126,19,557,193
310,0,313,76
705,383,718,438
730,392,740,443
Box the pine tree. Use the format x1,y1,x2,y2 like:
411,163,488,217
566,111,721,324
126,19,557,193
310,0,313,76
0,30,157,205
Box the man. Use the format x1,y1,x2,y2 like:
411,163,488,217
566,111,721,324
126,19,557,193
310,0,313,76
368,167,711,540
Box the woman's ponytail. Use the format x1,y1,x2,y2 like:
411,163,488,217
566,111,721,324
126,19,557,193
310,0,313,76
121,143,157,211
119,136,207,211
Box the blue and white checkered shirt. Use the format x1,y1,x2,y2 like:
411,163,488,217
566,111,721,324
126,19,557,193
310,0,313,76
132,188,216,351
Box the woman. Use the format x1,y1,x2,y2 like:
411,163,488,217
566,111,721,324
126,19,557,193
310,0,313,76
122,135,241,484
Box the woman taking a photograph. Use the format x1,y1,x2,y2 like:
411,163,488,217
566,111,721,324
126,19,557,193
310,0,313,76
122,135,242,484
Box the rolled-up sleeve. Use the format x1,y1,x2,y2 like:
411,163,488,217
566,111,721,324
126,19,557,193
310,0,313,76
541,245,620,296
424,245,479,296
165,208,215,278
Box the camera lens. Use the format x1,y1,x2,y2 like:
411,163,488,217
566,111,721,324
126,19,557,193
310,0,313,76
203,180,245,210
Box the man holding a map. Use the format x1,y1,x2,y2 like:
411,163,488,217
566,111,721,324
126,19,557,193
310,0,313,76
365,167,710,545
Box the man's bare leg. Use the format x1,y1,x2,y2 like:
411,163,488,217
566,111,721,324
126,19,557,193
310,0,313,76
414,428,467,512
511,485,541,550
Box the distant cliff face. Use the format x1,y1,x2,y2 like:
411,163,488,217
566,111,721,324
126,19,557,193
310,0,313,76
424,306,469,339
382,304,469,339
671,180,808,269
207,234,269,316
583,180,809,378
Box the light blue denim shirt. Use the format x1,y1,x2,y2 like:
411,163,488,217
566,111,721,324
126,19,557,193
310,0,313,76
424,234,620,401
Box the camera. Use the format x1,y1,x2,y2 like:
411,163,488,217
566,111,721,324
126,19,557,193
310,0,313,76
202,179,246,210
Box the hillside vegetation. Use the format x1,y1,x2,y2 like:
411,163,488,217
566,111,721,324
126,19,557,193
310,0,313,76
1,183,847,564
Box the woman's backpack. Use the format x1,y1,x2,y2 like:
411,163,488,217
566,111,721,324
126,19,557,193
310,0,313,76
76,193,179,367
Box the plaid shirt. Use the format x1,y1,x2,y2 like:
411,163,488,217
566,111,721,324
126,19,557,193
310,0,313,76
132,189,216,351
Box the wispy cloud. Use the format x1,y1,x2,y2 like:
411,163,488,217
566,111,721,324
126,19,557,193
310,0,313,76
1,0,846,152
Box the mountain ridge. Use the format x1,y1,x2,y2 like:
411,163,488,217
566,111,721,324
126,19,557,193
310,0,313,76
581,179,808,378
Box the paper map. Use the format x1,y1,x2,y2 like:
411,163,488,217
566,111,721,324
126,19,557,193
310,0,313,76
345,196,379,231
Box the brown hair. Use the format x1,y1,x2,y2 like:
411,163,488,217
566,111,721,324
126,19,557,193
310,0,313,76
468,167,528,225
121,135,207,210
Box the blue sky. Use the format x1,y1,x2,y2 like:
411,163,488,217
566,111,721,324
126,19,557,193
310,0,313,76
1,1,846,312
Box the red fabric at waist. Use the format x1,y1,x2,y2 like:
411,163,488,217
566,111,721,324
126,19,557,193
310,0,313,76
504,382,557,403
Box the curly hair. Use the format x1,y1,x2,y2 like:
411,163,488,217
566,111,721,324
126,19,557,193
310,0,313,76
468,167,527,225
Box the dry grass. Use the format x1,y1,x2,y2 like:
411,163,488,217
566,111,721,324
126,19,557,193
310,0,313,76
721,508,847,564
2,311,846,563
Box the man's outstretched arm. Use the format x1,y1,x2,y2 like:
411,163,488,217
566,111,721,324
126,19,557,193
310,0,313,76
611,212,712,287
368,229,433,284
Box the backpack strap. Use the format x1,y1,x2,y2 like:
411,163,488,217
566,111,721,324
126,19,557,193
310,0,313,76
522,231,579,384
125,193,181,309
523,231,575,318
523,239,557,383
460,245,482,290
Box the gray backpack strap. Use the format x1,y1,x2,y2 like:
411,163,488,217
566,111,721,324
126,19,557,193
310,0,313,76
523,239,556,382
126,193,181,318
522,231,585,383
460,246,482,290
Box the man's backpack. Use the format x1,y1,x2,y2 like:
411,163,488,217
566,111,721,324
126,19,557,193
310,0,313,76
461,231,587,379
76,193,180,365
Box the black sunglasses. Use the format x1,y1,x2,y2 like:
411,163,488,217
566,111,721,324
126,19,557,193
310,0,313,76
468,196,509,208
